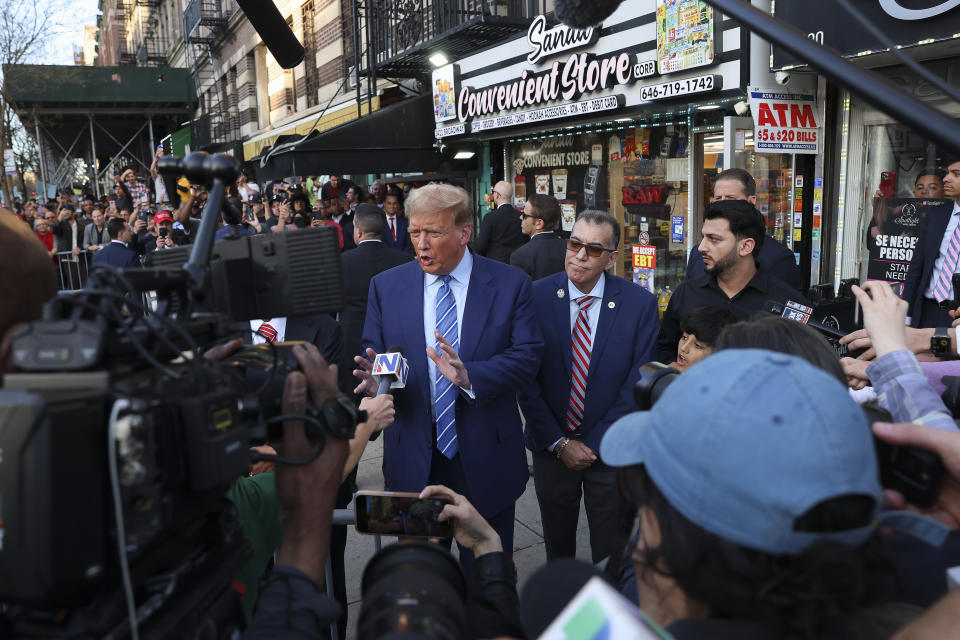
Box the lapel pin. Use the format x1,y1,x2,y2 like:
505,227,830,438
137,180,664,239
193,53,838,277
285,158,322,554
557,289,565,299
608,301,616,309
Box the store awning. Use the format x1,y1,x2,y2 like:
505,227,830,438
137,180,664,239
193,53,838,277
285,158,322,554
252,94,444,181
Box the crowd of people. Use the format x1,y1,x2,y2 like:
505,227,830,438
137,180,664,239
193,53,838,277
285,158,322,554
3,157,960,640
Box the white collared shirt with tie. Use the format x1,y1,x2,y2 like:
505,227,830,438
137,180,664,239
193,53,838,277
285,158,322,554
250,317,287,344
422,250,476,418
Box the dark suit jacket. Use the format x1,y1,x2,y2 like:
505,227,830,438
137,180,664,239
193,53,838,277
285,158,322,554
335,212,356,251
475,204,528,263
509,231,567,280
686,236,801,291
92,241,141,268
904,201,956,326
519,271,658,456
339,240,412,391
361,253,544,517
383,214,412,253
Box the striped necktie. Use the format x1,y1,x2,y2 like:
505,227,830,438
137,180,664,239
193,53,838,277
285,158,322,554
933,216,960,302
566,296,596,432
434,275,459,459
257,321,278,343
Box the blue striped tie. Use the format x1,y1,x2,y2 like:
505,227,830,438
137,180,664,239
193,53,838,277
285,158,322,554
434,275,460,459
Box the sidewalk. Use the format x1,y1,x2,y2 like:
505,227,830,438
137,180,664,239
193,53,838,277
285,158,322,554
343,436,594,639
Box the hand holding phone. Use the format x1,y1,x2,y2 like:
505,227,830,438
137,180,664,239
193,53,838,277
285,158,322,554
418,485,502,555
354,491,452,538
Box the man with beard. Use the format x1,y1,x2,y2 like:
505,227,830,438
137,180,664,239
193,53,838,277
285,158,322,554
656,199,805,362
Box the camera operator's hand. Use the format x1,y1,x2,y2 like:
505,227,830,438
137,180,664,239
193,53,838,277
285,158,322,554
352,347,379,397
202,337,243,362
560,439,597,471
851,282,909,358
841,357,870,390
274,371,348,585
420,485,502,557
873,422,960,529
359,393,395,431
292,343,339,409
249,444,277,475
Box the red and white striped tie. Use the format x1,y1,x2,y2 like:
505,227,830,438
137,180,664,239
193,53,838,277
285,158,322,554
566,295,596,432
258,321,278,343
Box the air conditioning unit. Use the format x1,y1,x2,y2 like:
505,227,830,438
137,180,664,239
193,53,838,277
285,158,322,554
347,65,360,89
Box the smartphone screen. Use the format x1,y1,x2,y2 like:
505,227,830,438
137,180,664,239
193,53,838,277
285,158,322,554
354,491,452,537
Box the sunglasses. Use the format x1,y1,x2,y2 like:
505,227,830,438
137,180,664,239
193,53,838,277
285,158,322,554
520,212,540,220
567,239,615,258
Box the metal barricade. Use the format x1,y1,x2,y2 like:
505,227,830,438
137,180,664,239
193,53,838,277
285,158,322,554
55,250,92,290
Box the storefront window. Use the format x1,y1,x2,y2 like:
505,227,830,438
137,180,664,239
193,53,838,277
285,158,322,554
837,70,959,293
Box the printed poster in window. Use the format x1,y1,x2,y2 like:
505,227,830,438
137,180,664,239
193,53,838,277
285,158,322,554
560,200,577,232
432,64,458,123
656,0,714,74
867,198,950,296
632,245,656,294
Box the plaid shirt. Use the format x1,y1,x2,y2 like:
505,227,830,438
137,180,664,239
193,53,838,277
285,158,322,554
126,179,149,202
868,349,958,432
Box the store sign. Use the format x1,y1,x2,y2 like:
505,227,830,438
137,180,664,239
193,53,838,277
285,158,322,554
772,0,960,69
470,95,623,135
632,245,657,294
526,15,597,65
748,86,822,154
867,198,949,294
656,0,715,74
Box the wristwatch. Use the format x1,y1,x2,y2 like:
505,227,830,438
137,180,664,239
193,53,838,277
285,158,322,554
931,327,951,357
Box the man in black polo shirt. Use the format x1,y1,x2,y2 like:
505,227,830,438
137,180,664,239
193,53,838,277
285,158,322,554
656,199,805,362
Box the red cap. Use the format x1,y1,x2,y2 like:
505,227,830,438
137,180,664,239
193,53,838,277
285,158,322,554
154,211,173,224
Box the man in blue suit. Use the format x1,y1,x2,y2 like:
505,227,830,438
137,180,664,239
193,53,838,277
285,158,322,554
904,160,960,328
519,210,657,563
92,218,141,269
355,183,543,575
382,188,412,253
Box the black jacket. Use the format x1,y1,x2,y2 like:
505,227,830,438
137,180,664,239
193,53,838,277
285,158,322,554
474,204,528,263
509,231,566,280
50,218,86,252
338,239,413,392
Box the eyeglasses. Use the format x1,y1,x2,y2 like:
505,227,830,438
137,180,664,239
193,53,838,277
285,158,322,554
567,239,615,257
520,212,540,220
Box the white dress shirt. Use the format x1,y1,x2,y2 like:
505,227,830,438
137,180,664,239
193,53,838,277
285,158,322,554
925,202,960,299
423,250,475,417
250,317,287,344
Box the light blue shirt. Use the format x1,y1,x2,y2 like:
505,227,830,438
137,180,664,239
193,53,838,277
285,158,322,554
423,250,475,416
551,274,606,451
925,201,960,299
568,274,605,345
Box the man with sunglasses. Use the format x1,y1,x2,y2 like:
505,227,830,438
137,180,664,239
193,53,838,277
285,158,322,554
656,199,805,362
519,210,658,563
474,181,527,263
510,194,567,280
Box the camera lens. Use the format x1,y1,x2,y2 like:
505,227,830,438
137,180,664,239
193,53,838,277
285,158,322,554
632,362,681,411
359,541,466,640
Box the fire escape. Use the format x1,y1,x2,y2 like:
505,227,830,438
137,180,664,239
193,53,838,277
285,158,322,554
183,0,239,149
136,0,168,67
117,0,138,66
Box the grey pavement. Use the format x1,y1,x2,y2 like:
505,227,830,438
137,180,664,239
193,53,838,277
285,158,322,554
342,436,593,640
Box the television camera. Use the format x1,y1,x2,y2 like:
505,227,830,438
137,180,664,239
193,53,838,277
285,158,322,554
0,152,350,638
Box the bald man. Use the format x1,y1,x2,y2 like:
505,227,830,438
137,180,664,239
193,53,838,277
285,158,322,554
0,208,58,374
474,180,528,263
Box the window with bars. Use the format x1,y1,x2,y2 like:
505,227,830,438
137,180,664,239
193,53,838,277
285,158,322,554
301,1,320,108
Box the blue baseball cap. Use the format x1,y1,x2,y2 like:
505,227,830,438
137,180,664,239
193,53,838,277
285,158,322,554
601,349,948,554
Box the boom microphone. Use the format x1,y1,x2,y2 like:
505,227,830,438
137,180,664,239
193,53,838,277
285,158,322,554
372,346,408,396
555,0,625,27
236,0,305,69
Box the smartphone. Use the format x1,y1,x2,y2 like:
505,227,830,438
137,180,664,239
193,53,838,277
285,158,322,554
158,227,169,238
879,171,896,198
354,491,452,537
138,210,148,222
140,192,149,205
311,211,324,222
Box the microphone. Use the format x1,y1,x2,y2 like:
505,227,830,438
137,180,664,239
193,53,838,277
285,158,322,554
764,300,865,358
372,346,408,396
236,0,305,69
555,0,625,27
521,559,662,639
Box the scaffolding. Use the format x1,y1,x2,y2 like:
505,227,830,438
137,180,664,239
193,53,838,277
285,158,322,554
3,64,195,198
